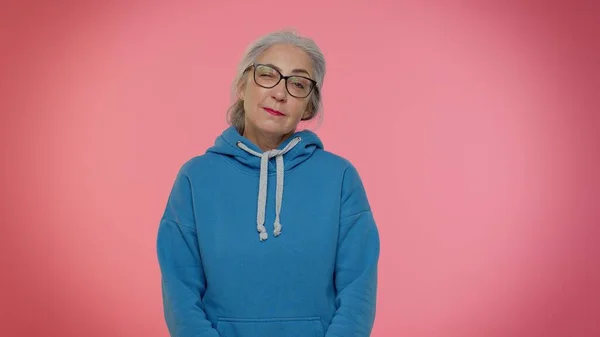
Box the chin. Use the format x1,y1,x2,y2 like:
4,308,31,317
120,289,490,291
253,119,293,135
258,126,290,138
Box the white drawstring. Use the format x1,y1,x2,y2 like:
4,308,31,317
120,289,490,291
236,137,301,241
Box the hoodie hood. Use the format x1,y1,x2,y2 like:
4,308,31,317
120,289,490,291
207,126,323,173
206,126,324,241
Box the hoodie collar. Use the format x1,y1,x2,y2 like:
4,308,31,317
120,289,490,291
207,126,323,174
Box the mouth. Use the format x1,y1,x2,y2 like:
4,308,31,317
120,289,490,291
263,107,285,116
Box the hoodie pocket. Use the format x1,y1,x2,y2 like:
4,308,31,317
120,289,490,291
216,316,324,337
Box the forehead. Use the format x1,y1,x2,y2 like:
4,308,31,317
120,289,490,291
255,44,313,75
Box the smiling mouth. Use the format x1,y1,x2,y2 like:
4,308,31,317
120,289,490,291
263,107,285,116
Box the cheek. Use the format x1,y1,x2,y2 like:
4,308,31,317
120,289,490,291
241,92,257,115
292,100,310,119
244,86,268,106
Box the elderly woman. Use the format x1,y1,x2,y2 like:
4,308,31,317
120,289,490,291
156,30,380,337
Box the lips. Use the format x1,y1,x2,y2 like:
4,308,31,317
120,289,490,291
263,107,285,116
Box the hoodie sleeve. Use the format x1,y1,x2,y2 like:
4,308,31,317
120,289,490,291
325,164,380,337
156,166,220,337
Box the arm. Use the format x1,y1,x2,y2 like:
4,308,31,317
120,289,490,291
156,166,220,337
326,164,380,337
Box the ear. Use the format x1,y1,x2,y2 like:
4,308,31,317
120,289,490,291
237,85,245,101
236,76,248,101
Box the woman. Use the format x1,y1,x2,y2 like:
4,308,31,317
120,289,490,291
156,29,380,337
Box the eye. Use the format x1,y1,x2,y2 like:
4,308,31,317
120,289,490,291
289,77,310,89
256,66,278,78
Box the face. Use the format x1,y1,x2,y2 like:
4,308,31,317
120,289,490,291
238,44,315,139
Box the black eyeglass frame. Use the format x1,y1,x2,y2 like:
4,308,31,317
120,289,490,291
245,63,318,98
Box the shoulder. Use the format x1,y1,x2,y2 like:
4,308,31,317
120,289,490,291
312,147,351,167
315,150,372,212
174,152,220,178
311,148,363,179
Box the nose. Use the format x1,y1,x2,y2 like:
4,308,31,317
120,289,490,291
271,80,287,102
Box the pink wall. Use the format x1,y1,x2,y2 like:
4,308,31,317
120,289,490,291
2,1,599,336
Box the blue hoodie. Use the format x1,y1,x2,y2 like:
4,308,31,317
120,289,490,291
156,126,380,337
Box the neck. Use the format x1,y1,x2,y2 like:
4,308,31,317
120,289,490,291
243,127,293,152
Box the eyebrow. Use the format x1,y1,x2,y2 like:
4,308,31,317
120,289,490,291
264,63,311,77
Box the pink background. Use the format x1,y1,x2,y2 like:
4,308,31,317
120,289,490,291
2,1,599,336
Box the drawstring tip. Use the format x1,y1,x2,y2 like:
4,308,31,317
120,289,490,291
273,221,282,237
258,224,268,241
259,231,268,241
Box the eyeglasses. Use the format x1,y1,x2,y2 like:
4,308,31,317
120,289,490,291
248,63,317,98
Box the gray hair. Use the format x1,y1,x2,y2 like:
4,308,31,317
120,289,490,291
226,29,326,133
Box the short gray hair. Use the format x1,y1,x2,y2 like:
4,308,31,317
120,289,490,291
226,29,326,133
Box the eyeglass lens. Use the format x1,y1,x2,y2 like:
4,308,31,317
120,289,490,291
254,65,314,98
